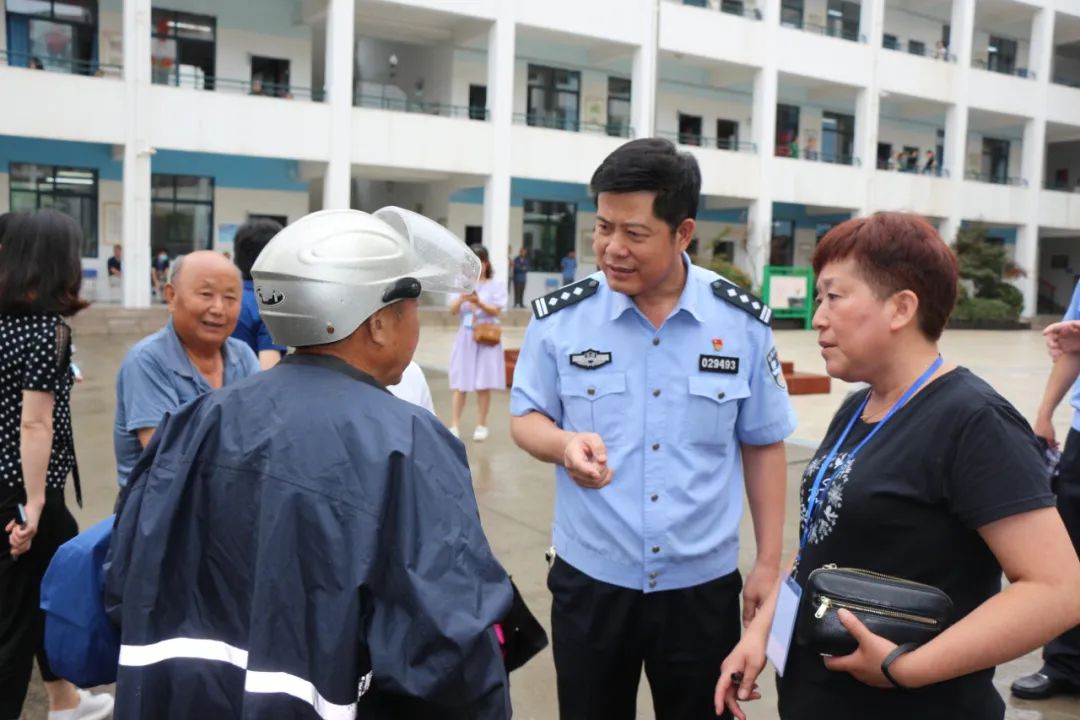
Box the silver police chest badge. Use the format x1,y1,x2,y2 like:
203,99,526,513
569,349,612,370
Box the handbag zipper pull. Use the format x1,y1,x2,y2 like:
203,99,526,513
815,597,831,619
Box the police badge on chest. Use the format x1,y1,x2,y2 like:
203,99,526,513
569,349,613,370
699,355,739,374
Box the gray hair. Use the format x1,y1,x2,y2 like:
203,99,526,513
168,253,241,286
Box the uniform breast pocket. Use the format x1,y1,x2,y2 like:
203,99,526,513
681,376,750,447
559,373,629,446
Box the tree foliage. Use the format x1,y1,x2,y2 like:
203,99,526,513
952,223,1025,322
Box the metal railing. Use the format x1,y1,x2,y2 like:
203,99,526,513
681,0,762,17
964,172,1028,187
776,148,861,166
971,59,1036,80
782,19,866,43
657,131,757,153
1044,181,1080,192
355,94,486,119
0,49,122,77
154,71,325,101
881,39,956,63
1052,75,1080,89
876,163,950,177
512,113,634,138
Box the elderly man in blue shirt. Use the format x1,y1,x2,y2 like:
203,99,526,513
511,138,796,720
114,250,259,488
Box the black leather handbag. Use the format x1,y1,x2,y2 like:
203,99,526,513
796,565,953,656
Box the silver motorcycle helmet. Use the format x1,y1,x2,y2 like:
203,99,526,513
251,207,481,348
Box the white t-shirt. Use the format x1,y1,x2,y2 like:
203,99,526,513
388,361,435,413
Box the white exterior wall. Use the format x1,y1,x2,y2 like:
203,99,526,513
4,0,1080,314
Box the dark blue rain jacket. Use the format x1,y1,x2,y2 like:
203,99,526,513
105,353,513,719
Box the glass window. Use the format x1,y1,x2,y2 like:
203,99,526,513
6,0,53,17
151,8,216,88
607,77,631,137
781,0,803,28
6,0,97,74
821,111,855,163
770,220,795,266
883,33,898,50
8,161,98,257
151,174,215,256
775,103,800,156
678,113,703,146
988,36,1017,74
826,0,859,40
527,64,581,132
522,200,576,272
908,39,925,56
717,119,739,150
721,0,745,15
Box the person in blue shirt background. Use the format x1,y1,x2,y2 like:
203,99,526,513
1012,277,1080,700
512,247,530,308
560,249,577,285
232,219,288,369
510,138,797,720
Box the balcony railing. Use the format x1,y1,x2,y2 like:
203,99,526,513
781,19,866,43
881,38,956,63
776,147,861,166
0,49,122,77
512,113,634,138
1045,181,1080,192
658,131,757,153
965,172,1028,187
1052,75,1080,89
680,0,763,20
971,59,1036,80
154,71,325,101
875,163,950,177
356,94,486,119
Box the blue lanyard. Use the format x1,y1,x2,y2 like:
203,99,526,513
796,355,944,564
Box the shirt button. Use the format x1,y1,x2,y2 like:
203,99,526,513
652,388,661,397
649,580,657,589
652,545,661,554
650,494,659,502
649,571,658,579
652,443,660,451
717,392,726,400
586,387,596,396
652,337,660,346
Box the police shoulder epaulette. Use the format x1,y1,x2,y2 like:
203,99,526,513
532,277,600,320
711,277,772,325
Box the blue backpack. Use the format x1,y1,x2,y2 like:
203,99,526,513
40,515,120,688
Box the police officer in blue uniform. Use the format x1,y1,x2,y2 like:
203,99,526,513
510,138,797,719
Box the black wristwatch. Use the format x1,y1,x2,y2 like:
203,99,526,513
881,642,919,689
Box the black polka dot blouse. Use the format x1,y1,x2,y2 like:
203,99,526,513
0,314,75,494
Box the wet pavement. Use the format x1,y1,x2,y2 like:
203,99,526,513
17,309,1080,719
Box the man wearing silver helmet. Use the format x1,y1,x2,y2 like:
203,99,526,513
105,208,514,719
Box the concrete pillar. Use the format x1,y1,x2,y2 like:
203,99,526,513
483,7,515,283
323,0,355,209
631,0,659,139
1014,8,1055,317
941,0,975,245
855,0,883,215
748,0,779,290
121,0,152,308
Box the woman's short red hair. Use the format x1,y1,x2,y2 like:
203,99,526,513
812,212,958,341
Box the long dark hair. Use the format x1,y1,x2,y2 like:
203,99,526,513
471,244,494,279
0,209,90,317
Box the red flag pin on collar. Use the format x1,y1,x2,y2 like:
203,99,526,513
712,338,724,351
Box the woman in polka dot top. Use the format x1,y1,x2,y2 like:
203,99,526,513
0,210,114,719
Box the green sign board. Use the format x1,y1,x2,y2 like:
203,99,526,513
763,266,815,329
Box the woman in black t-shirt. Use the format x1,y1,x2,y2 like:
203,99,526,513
0,211,114,719
715,212,1080,720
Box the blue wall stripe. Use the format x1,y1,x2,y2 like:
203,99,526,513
0,137,308,192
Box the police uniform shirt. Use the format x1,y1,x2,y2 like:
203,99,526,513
511,257,797,593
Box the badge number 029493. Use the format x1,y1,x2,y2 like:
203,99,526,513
699,355,739,374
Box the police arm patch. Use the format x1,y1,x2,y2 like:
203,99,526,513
711,278,771,325
767,346,787,389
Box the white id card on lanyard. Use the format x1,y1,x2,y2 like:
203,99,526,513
767,577,802,676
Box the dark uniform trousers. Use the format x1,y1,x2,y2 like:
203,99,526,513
548,556,740,720
1044,428,1080,682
